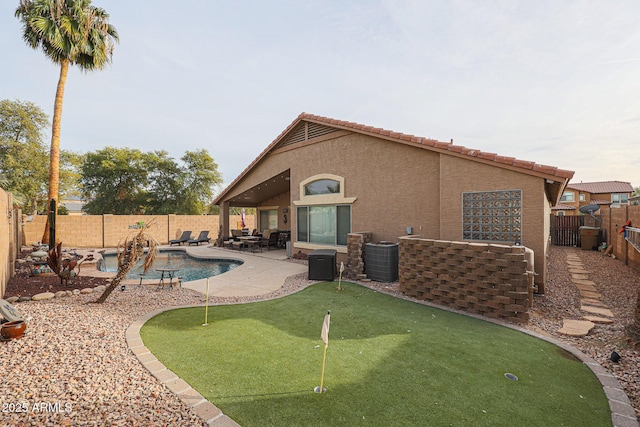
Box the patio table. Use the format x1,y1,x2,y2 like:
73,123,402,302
156,268,179,290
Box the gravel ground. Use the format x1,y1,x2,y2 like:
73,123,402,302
1,245,638,426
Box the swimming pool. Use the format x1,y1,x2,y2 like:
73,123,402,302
99,249,243,282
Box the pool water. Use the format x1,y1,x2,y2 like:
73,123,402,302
99,250,242,282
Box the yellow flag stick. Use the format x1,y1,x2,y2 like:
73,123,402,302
316,310,331,393
202,278,210,326
319,344,328,393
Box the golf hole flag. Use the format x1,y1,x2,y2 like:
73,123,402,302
316,310,331,393
321,311,331,347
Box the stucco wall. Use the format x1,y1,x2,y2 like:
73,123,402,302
221,131,553,289
438,155,548,288
258,133,442,244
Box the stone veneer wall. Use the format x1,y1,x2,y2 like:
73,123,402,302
345,232,373,279
399,236,530,323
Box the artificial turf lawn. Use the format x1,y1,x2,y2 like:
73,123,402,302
141,281,611,427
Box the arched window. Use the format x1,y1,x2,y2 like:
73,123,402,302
304,179,340,195
294,174,356,248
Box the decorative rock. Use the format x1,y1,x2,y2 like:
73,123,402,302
31,250,48,258
0,299,23,322
55,291,67,298
558,319,595,336
80,288,93,294
5,296,19,304
94,285,106,293
32,292,56,301
17,296,32,302
72,289,80,296
66,291,73,297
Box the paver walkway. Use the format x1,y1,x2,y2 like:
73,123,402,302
558,252,616,336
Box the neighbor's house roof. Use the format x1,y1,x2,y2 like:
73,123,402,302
551,204,576,211
592,199,613,205
567,181,634,194
214,113,574,205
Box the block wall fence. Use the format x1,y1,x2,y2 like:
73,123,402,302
397,236,531,323
22,214,255,248
599,205,640,272
0,189,20,298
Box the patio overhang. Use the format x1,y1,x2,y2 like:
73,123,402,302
221,170,291,207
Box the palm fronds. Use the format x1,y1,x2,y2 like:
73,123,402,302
94,221,158,303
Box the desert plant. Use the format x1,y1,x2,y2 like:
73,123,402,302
46,242,94,285
94,222,158,303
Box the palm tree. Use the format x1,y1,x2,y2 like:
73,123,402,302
94,222,158,303
15,0,118,243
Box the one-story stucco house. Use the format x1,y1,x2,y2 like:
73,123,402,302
213,113,574,291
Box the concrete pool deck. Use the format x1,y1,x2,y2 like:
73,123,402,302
90,245,307,298
176,245,307,297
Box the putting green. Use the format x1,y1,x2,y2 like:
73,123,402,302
141,281,611,427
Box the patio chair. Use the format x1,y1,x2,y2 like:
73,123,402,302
222,229,244,249
187,230,211,246
258,230,280,251
169,230,192,246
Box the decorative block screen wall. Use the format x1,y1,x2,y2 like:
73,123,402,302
399,236,530,323
462,189,522,242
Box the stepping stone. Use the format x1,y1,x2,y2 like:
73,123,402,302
583,315,614,324
572,279,597,287
568,268,590,275
581,298,608,307
574,283,597,293
566,261,584,267
581,305,614,317
572,274,590,281
558,319,595,336
580,290,602,299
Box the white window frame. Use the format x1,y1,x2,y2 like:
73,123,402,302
293,174,356,252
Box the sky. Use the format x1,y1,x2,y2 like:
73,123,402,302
1,0,639,191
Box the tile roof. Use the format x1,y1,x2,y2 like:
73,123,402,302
214,113,574,204
295,113,574,180
567,181,634,194
551,204,576,210
591,199,612,205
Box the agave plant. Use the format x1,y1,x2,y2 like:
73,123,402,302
94,222,158,303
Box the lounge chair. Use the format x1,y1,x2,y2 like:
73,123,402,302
169,230,192,246
188,230,211,246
